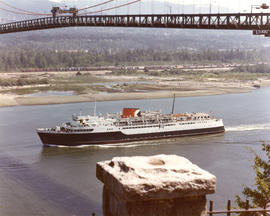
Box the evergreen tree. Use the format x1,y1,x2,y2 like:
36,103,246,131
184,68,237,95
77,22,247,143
235,143,270,216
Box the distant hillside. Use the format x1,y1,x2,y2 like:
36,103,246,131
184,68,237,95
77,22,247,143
0,26,268,52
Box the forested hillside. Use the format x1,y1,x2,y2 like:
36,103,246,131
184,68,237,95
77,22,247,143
1,19,269,71
0,48,264,71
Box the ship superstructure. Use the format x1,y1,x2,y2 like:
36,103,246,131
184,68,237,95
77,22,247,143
37,107,225,146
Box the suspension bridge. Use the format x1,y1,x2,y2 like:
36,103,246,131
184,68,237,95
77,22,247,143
0,0,270,36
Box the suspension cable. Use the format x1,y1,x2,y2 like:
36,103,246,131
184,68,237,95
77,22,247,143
0,6,47,16
79,0,141,15
78,0,115,11
0,0,50,16
0,0,140,17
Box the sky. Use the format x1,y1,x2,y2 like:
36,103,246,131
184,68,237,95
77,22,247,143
189,0,270,12
50,0,270,12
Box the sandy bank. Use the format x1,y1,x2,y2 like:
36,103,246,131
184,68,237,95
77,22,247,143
0,70,269,107
0,87,253,107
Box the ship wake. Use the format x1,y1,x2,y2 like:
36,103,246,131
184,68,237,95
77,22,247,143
226,123,270,132
93,141,163,148
48,140,165,149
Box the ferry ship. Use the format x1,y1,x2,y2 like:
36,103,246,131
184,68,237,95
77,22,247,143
36,107,225,147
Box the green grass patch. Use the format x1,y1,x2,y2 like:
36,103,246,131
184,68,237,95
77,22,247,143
2,83,114,95
51,74,110,86
0,77,49,87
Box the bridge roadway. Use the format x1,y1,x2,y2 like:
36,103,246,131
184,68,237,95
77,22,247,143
1,13,270,35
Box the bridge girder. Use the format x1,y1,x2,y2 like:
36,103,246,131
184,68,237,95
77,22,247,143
1,13,270,35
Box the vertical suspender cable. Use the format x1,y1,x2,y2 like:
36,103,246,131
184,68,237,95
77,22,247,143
0,0,116,16
115,0,117,15
79,0,141,15
163,0,165,14
182,0,185,14
139,0,141,15
0,0,50,15
78,0,115,11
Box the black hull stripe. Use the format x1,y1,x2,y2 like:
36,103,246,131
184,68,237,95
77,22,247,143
37,126,225,146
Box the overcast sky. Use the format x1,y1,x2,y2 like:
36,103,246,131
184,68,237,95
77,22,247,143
50,0,270,13
187,0,269,12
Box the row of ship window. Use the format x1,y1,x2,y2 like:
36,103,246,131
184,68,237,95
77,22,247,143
116,117,209,126
120,121,211,129
194,116,210,119
117,119,174,126
179,121,208,125
179,122,196,125
118,121,158,126
120,121,208,129
69,121,209,132
66,129,93,132
122,124,176,129
123,125,159,129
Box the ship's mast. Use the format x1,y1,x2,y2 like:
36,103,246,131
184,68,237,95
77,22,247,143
171,94,176,114
94,99,97,117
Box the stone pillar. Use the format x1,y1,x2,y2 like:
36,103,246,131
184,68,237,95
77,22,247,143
96,154,216,216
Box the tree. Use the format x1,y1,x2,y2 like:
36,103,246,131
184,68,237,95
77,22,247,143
235,143,270,216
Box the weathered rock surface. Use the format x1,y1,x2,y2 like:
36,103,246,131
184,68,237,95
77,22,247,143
97,154,216,201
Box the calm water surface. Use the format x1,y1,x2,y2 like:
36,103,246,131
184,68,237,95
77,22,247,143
1,88,270,215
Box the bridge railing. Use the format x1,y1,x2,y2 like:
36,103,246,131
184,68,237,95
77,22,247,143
1,13,270,35
208,200,270,216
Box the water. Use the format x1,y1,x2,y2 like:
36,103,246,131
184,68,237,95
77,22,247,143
1,88,270,215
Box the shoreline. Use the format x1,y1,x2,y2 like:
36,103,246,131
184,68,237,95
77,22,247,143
1,70,269,108
0,88,255,108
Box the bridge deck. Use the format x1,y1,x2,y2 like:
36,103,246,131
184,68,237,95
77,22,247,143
1,13,270,35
